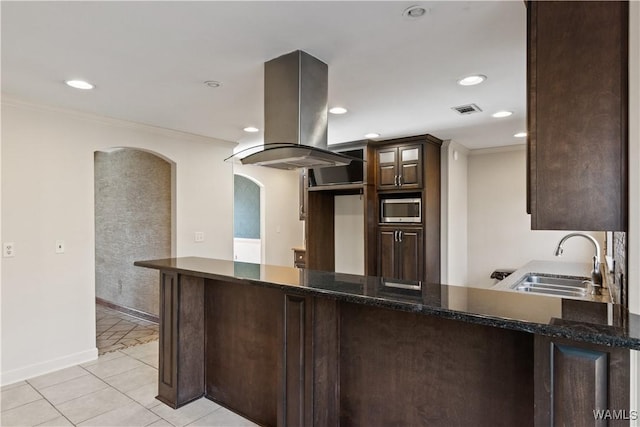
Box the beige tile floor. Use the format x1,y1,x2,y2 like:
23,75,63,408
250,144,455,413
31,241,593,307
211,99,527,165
96,305,159,355
0,341,259,426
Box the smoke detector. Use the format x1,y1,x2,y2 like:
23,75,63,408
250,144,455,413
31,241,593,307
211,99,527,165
403,5,428,19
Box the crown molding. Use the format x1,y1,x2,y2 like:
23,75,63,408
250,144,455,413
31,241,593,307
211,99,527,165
1,94,238,148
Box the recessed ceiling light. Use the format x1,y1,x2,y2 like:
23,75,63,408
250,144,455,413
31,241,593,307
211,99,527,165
492,111,513,118
514,132,528,138
403,5,427,19
365,133,380,139
457,75,487,86
204,80,222,88
65,80,94,90
329,107,348,115
243,126,259,133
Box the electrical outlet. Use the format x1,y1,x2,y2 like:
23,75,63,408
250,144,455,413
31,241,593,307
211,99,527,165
3,242,15,257
55,240,65,254
194,232,205,242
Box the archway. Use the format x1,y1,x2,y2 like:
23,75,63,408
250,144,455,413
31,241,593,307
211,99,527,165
233,174,264,264
94,147,174,353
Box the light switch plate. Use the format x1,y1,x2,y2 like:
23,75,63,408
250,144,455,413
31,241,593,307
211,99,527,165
194,232,205,242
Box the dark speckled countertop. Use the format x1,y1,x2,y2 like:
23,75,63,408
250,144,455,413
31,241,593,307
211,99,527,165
135,256,640,350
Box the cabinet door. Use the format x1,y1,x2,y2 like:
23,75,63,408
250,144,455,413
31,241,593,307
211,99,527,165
377,148,398,189
398,145,422,189
527,1,627,231
377,228,397,279
534,335,629,427
397,227,423,282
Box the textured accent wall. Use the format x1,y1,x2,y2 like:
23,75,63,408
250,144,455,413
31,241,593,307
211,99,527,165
612,231,626,305
234,175,260,239
95,149,172,316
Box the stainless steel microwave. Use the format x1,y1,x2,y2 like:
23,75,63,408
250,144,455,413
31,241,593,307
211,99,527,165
380,198,422,223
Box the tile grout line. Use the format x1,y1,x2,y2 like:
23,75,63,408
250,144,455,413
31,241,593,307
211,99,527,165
76,352,164,426
5,354,252,427
2,307,160,425
56,366,136,425
183,404,226,427
20,380,76,427
81,351,146,381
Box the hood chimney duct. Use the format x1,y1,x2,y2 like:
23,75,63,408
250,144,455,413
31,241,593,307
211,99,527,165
238,50,355,169
264,50,328,149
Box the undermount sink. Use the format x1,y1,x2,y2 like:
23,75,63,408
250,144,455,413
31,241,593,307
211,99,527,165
511,273,591,299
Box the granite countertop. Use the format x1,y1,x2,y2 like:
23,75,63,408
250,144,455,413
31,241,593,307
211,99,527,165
135,256,640,350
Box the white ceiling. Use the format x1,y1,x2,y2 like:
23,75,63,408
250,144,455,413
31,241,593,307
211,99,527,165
1,1,526,150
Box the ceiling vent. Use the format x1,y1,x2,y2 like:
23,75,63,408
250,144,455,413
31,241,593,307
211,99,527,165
452,103,482,115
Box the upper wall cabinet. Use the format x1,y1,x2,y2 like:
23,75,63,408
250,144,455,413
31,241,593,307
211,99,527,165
376,143,423,191
527,1,628,231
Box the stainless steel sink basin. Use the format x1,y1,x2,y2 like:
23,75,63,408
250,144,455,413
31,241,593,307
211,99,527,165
511,274,590,298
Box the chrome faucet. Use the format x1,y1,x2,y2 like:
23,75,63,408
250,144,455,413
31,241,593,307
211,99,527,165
554,233,603,295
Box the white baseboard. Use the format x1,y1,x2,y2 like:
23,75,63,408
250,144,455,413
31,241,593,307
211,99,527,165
0,348,98,386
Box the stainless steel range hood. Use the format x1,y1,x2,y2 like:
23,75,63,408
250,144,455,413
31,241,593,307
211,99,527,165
240,50,354,170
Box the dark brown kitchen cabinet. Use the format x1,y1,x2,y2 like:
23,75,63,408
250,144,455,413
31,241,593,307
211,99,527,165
293,248,306,268
527,1,628,231
376,144,422,190
378,226,423,282
304,135,440,285
534,334,629,427
157,271,204,408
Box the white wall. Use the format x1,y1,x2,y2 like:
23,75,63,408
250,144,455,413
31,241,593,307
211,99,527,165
441,140,469,285
232,164,304,267
233,238,261,264
1,98,236,384
466,145,603,288
335,195,365,275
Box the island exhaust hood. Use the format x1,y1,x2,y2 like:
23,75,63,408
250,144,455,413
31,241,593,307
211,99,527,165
239,50,355,170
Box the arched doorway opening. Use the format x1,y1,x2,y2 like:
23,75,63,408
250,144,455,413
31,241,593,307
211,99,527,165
94,147,175,354
233,174,265,264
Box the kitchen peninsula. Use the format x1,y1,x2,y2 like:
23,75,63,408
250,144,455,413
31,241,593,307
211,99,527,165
135,257,640,427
